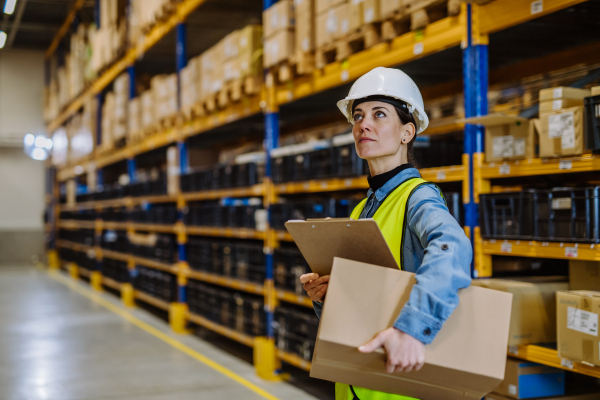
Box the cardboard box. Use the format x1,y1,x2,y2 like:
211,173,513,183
264,29,295,68
557,290,600,366
538,106,584,158
463,114,534,162
539,98,584,113
570,260,600,291
539,87,591,102
486,393,600,400
316,0,347,14
238,25,263,77
349,0,363,31
296,0,315,53
363,0,380,23
222,30,241,60
316,3,350,47
471,278,568,346
494,358,565,399
264,0,295,38
224,58,241,82
380,0,402,18
592,86,600,96
128,98,141,140
312,257,512,400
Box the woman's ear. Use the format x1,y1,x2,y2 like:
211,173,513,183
400,122,416,144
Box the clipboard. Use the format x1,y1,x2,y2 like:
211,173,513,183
284,218,399,276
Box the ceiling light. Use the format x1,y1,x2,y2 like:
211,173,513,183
35,135,46,148
32,148,47,161
0,32,6,49
24,133,35,146
3,0,17,15
45,138,53,150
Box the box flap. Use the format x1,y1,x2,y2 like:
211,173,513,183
460,113,528,127
285,219,398,275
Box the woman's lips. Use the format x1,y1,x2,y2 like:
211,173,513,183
358,137,374,143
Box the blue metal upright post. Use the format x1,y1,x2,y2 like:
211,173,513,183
127,158,136,183
463,4,488,278
95,0,100,27
128,65,136,99
176,22,187,111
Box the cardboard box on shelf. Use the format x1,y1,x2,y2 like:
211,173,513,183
316,2,350,47
592,86,600,96
380,0,402,18
349,0,363,31
223,30,241,60
570,260,600,291
264,0,295,38
224,58,242,82
312,258,512,399
128,98,141,141
463,114,535,162
539,98,584,113
538,106,584,158
494,358,565,399
486,393,600,400
238,25,263,77
539,87,591,102
316,0,347,14
296,0,315,53
166,146,179,196
264,29,295,68
557,290,600,366
471,277,568,346
140,90,154,129
363,0,380,23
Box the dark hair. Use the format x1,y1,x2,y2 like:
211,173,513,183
393,105,419,168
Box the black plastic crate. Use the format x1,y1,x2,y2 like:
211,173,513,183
59,247,96,270
270,200,336,230
335,198,363,218
333,142,363,177
273,246,310,295
444,192,462,225
232,163,261,188
133,266,177,302
60,209,96,221
533,187,600,243
130,233,177,264
584,95,600,153
59,228,95,246
102,207,127,222
102,258,130,283
480,191,535,240
308,148,334,180
129,203,177,225
101,229,129,253
273,305,319,361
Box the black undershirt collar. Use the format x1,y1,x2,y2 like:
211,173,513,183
367,163,414,191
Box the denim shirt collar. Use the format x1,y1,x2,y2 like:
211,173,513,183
367,167,422,202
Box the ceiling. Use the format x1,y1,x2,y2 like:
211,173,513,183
0,0,95,51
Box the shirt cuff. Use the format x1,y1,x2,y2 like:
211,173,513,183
393,305,443,345
312,300,323,319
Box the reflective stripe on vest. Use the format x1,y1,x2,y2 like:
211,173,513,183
336,177,432,400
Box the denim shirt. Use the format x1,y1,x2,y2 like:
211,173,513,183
312,167,473,344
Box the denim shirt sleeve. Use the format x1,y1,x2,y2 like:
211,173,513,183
393,184,472,344
313,300,323,319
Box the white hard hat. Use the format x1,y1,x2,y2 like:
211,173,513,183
337,67,429,134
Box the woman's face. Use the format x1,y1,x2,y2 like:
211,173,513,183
351,101,414,160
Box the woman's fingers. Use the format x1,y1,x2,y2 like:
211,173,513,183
303,275,330,291
300,273,319,284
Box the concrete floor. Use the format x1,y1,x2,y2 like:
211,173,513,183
0,266,321,400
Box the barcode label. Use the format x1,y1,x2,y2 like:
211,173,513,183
508,384,518,395
436,172,446,181
559,160,572,170
567,307,598,336
531,0,543,14
508,345,519,355
501,242,512,253
565,247,578,258
561,358,574,369
499,164,511,175
413,42,424,55
341,70,349,81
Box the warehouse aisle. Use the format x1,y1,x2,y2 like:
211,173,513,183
0,266,319,400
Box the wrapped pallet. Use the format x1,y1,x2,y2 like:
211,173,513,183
141,90,155,131
199,44,224,102
181,57,199,119
263,0,296,68
113,73,129,144
316,2,350,48
239,25,263,78
100,91,115,152
128,97,142,142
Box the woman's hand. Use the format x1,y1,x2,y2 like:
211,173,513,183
359,327,425,373
300,273,329,302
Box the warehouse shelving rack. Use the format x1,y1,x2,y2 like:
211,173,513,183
45,0,600,379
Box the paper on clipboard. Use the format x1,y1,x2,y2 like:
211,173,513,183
284,218,399,276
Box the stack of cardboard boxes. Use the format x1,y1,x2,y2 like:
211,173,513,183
264,0,296,68
68,98,98,163
315,0,350,48
140,90,155,133
151,74,178,125
91,0,128,74
128,0,171,46
180,57,199,119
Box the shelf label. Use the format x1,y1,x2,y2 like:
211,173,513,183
499,164,511,175
413,42,424,55
501,242,512,253
508,345,519,355
567,306,598,336
559,160,572,170
508,385,517,396
565,247,578,258
436,172,446,181
560,358,574,370
341,70,350,82
531,0,543,14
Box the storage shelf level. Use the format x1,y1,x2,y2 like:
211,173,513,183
275,290,313,308
186,311,255,347
277,350,312,372
102,276,122,291
134,290,171,311
480,155,600,179
186,270,265,295
481,239,600,261
509,344,600,379
59,195,178,211
185,226,265,240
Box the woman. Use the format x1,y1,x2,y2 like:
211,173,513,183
299,67,473,400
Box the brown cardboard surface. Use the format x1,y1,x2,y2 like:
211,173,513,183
570,260,600,291
316,0,347,14
538,106,584,158
539,87,591,101
380,0,402,18
495,358,564,398
285,218,398,275
264,0,295,38
462,114,532,162
312,257,512,399
349,0,362,31
264,29,295,68
557,291,600,366
592,86,600,96
296,0,315,53
472,278,568,345
363,0,381,23
539,98,583,113
486,392,600,400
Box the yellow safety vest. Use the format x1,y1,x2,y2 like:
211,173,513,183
336,176,432,400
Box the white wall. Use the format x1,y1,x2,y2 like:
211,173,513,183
0,50,46,263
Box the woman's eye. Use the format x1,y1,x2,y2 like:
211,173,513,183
375,111,386,118
353,114,363,122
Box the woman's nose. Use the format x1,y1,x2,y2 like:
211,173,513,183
359,116,372,131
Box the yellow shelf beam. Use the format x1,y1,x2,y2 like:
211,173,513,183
273,231,293,243
59,195,179,211
182,185,265,201
275,290,313,308
186,311,255,347
58,220,96,230
509,345,600,379
186,270,265,295
101,222,178,234
102,276,122,291
134,290,171,311
481,239,600,262
277,350,312,372
46,0,210,133
185,226,265,240
56,239,94,253
480,154,600,179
